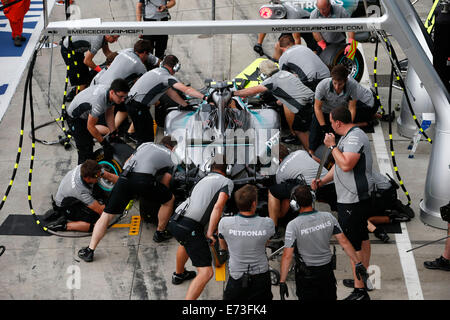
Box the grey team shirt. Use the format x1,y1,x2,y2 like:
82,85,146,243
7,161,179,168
315,77,373,113
276,150,329,184
140,0,170,20
62,35,105,54
175,172,234,226
261,70,314,113
123,142,174,176
92,48,159,86
278,45,330,83
334,126,374,203
285,211,342,266
219,214,275,279
129,67,179,106
67,84,113,120
54,165,95,207
310,4,350,44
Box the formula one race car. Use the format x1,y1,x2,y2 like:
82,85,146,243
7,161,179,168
163,78,281,213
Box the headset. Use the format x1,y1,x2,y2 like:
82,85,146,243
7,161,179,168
289,175,316,212
160,55,181,73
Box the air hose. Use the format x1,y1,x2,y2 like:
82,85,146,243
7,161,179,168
386,64,412,205
374,30,432,144
2,36,127,238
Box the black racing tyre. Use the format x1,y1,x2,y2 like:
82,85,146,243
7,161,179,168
333,47,365,83
93,148,124,195
270,268,280,286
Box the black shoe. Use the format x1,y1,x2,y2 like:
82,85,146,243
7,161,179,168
14,36,22,47
78,247,94,262
153,230,172,243
374,227,390,243
43,208,62,222
172,269,197,285
281,134,300,145
45,216,67,231
344,288,371,300
424,256,450,271
388,210,410,223
343,279,374,292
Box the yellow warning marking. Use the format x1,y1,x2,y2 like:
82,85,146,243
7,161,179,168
215,263,226,282
111,215,141,235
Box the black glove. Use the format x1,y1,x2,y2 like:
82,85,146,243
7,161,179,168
218,249,229,265
355,262,369,287
279,282,289,300
101,139,114,160
253,43,264,56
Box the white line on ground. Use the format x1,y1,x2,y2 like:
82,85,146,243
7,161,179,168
360,44,424,300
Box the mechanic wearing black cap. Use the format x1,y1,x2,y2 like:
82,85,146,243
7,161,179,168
218,184,275,300
167,155,233,300
126,54,207,145
279,185,368,301
67,78,130,164
78,136,177,262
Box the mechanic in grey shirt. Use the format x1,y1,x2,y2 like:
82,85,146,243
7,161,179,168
278,34,330,91
60,35,119,92
91,40,160,137
268,144,336,234
67,79,129,164
167,155,233,300
309,64,374,155
310,0,355,53
136,0,176,58
233,59,314,151
127,54,206,145
91,40,159,87
218,184,275,300
48,160,118,233
311,106,373,300
78,136,177,263
279,185,367,300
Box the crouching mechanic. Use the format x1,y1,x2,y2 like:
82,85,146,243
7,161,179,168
268,144,336,237
126,54,206,145
67,78,130,164
232,60,315,151
78,136,177,262
279,185,368,301
218,184,275,300
46,160,118,232
167,155,233,300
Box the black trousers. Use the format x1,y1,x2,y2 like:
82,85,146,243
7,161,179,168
60,45,90,86
67,116,94,164
143,17,169,59
126,99,154,146
223,271,273,301
56,197,100,224
295,262,337,301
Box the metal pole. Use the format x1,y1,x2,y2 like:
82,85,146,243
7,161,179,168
43,0,48,29
212,0,215,21
46,33,55,110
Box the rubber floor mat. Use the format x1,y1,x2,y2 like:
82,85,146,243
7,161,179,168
0,215,51,236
